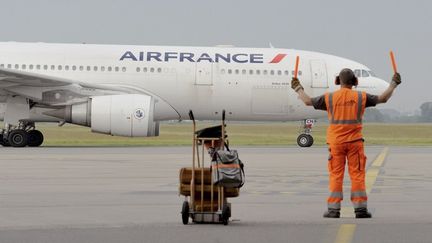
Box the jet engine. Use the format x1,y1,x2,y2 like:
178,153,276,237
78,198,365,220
46,94,159,137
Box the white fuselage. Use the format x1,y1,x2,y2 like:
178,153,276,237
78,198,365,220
0,42,388,122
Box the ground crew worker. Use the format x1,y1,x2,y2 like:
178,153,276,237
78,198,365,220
291,68,401,218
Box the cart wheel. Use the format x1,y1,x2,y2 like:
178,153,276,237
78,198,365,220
222,204,230,225
181,201,189,225
306,134,314,147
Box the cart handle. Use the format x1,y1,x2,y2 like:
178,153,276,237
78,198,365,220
189,110,195,121
222,110,226,122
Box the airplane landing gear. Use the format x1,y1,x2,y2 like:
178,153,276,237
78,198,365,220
0,121,44,148
297,119,316,147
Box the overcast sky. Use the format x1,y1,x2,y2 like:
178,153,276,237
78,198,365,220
0,0,429,111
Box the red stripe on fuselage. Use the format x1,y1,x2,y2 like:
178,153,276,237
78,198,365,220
270,54,287,63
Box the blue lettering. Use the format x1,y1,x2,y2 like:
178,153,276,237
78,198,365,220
232,54,248,63
147,52,162,62
215,53,231,63
180,53,195,62
120,51,137,61
164,52,178,62
250,54,264,63
196,53,214,62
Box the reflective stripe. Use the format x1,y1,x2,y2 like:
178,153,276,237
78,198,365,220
328,202,341,209
356,91,363,122
353,201,367,209
330,191,343,198
351,191,367,198
328,91,364,125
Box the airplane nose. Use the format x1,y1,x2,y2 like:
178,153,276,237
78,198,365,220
377,78,389,94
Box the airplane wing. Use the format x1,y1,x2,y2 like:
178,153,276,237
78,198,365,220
0,67,128,106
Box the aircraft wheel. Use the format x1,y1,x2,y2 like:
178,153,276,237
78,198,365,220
27,130,44,147
297,134,313,147
0,137,11,147
181,201,189,225
8,130,28,147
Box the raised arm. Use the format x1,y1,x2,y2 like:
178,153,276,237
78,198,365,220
291,77,313,106
377,73,401,104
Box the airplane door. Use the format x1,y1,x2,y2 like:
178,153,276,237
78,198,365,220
195,62,213,85
310,60,328,88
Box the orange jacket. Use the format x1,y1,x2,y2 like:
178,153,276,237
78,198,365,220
324,88,366,145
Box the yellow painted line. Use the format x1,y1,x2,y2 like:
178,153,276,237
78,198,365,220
335,147,389,243
366,147,389,194
334,224,356,243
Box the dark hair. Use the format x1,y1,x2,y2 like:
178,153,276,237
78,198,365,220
335,68,358,86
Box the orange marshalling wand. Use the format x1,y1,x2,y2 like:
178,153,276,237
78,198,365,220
390,51,398,73
294,56,300,78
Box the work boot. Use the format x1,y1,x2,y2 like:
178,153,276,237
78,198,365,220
355,208,372,218
323,208,340,218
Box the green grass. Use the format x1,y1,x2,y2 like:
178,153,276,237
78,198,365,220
23,122,432,147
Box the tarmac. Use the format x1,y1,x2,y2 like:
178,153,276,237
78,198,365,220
0,146,431,243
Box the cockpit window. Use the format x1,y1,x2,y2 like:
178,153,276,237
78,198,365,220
368,71,376,77
354,69,361,77
362,70,369,77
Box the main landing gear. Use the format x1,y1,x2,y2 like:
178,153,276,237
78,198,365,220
297,119,315,147
1,121,44,148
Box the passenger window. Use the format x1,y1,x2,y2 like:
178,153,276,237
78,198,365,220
298,70,302,76
7,64,12,69
249,70,253,75
15,64,19,69
22,64,26,70
36,65,41,70
51,65,55,70
150,67,154,73
354,69,361,77
136,67,141,72
72,66,77,71
270,70,275,75
362,70,369,77
256,70,260,75
0,64,4,68
228,69,232,74
143,67,148,72
79,66,84,71
123,67,127,72
101,66,105,72
157,67,161,73
58,65,62,71
284,70,289,76
44,65,48,70
65,65,69,71
87,66,91,71
115,67,119,72
242,69,246,75
108,67,112,72
29,65,34,70
263,70,268,75
235,69,239,75
277,70,282,75
94,66,98,71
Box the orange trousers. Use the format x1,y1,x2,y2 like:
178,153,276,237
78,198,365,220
327,140,368,210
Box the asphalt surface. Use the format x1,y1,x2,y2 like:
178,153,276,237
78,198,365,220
0,146,431,243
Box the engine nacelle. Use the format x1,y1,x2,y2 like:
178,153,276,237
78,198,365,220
49,94,159,137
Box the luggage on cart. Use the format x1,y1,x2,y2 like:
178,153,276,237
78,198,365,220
178,110,242,225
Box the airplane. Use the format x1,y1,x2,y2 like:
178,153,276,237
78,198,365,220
0,42,389,147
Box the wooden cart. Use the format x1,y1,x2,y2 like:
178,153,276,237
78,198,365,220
179,110,239,225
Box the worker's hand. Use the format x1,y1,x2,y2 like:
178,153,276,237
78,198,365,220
291,77,304,92
391,72,401,86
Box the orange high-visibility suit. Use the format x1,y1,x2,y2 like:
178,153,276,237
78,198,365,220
312,88,376,210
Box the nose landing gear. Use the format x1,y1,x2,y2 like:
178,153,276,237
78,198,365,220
297,119,315,147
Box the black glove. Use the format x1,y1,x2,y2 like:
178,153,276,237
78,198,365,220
391,73,401,86
291,77,304,92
